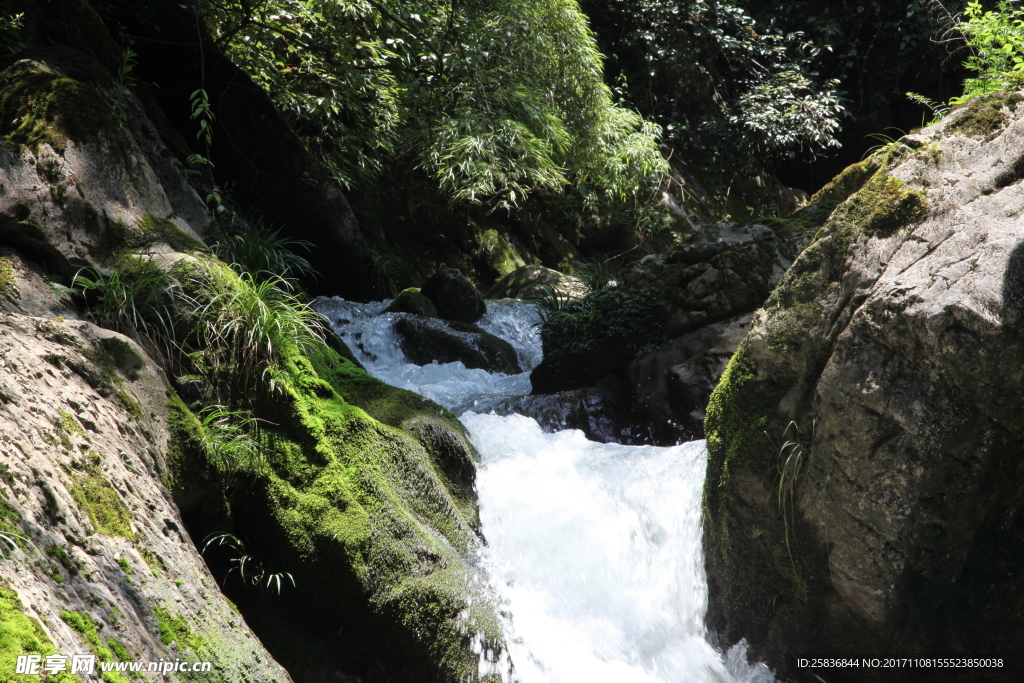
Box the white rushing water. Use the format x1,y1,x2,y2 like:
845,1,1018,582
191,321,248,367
314,297,774,683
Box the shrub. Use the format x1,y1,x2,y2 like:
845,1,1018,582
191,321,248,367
951,0,1024,105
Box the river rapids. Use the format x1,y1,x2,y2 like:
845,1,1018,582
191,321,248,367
313,297,774,683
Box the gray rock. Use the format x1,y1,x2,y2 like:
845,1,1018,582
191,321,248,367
703,91,1024,674
420,267,486,323
627,313,751,437
395,315,522,374
0,316,289,682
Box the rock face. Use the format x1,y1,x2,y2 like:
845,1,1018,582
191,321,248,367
627,313,752,435
395,315,522,375
0,275,288,680
0,30,503,683
703,92,1024,679
420,268,487,323
528,222,812,443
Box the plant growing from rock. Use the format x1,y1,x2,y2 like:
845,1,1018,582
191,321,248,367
201,533,295,595
187,267,325,393
191,406,266,485
212,218,313,282
73,259,180,364
950,0,1024,104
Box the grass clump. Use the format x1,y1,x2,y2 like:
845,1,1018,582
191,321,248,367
189,268,326,393
74,258,179,365
212,218,313,281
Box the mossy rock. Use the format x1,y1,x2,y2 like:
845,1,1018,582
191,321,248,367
702,153,936,671
0,49,121,155
947,91,1024,141
384,288,438,317
164,290,499,680
0,586,79,683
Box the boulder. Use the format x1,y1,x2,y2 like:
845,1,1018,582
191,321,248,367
420,267,486,323
395,315,522,375
703,91,1024,678
384,287,438,317
485,264,587,301
626,313,751,439
531,221,810,397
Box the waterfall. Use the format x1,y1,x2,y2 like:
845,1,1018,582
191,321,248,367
314,297,774,683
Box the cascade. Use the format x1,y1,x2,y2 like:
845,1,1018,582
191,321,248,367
314,297,774,683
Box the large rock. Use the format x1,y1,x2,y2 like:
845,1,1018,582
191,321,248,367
626,313,752,440
395,315,522,375
0,310,288,681
703,91,1024,679
0,33,505,683
420,267,487,323
531,221,809,396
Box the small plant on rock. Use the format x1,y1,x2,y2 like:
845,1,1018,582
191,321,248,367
189,268,325,391
73,259,180,362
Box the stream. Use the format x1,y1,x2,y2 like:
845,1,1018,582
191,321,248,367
314,297,775,683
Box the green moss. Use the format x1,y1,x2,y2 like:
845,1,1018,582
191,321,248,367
153,606,205,653
0,256,15,297
45,544,75,574
0,57,119,154
475,228,525,278
106,639,138,678
828,172,928,238
383,288,438,317
56,410,85,439
705,349,772,491
135,545,163,577
94,216,206,262
61,611,127,683
808,158,882,208
116,558,132,574
68,472,135,538
0,586,80,682
948,91,1024,141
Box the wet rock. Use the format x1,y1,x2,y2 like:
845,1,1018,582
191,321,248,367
626,313,751,438
420,267,486,323
395,315,522,374
384,287,438,317
485,265,587,301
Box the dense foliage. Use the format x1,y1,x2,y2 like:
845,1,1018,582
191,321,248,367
740,0,970,183
201,0,666,213
581,0,845,181
953,0,1024,103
